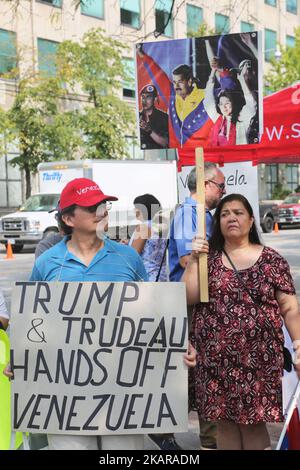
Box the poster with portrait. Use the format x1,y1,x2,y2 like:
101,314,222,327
136,31,263,151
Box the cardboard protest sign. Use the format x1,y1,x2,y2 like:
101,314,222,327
10,281,188,435
136,31,262,151
177,161,260,225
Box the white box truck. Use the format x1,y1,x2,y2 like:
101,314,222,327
0,159,178,252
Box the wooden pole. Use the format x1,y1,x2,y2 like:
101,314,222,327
195,148,209,302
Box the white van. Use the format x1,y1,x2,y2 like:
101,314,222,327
0,193,60,252
0,159,178,252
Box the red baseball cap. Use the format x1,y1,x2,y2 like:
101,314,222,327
60,178,118,210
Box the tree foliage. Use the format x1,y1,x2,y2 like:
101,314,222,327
5,75,81,198
57,28,136,160
0,28,135,197
265,27,300,92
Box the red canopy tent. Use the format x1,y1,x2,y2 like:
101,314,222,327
178,83,300,169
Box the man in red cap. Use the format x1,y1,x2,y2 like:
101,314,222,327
139,84,169,150
4,177,197,450
29,177,148,450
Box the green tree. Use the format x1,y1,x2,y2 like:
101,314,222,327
0,27,134,198
265,27,300,92
6,75,81,198
57,28,135,160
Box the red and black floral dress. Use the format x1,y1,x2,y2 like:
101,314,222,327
189,247,296,424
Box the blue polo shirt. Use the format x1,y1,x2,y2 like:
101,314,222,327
168,197,213,282
30,236,148,282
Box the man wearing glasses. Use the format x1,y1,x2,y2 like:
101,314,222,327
169,162,226,283
29,178,148,450
168,162,225,451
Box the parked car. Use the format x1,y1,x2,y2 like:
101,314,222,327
278,193,300,228
0,193,60,253
259,201,279,233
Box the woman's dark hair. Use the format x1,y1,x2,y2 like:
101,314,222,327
56,205,77,235
209,193,262,251
133,194,161,221
216,90,246,124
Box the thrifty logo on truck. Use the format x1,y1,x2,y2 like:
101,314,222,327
42,172,62,182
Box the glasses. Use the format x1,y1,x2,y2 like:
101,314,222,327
83,201,112,214
207,180,226,192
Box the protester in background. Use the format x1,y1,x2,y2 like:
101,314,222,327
183,193,300,450
129,194,168,282
129,193,179,450
35,213,63,259
168,163,226,451
169,162,226,283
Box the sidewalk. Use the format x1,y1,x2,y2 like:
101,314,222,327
144,413,284,450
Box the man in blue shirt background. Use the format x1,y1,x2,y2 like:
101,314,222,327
169,162,226,282
168,162,225,451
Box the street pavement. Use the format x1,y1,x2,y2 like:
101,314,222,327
0,227,299,450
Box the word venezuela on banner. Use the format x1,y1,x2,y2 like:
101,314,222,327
10,281,188,435
178,83,300,168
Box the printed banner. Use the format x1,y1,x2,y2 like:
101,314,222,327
177,83,300,166
136,32,263,151
10,282,188,435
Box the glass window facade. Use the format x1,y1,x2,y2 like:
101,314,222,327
125,136,143,159
0,29,17,75
122,57,135,98
265,28,277,62
37,38,59,76
0,153,22,209
265,0,277,6
81,0,104,19
265,164,278,199
241,21,254,33
120,0,140,28
155,0,173,37
186,4,203,34
38,0,62,6
264,164,299,198
286,0,297,14
215,13,230,34
286,35,296,48
286,164,299,191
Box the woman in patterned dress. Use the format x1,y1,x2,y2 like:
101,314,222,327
182,193,300,450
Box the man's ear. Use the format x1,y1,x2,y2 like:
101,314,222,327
62,213,75,229
188,78,193,88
